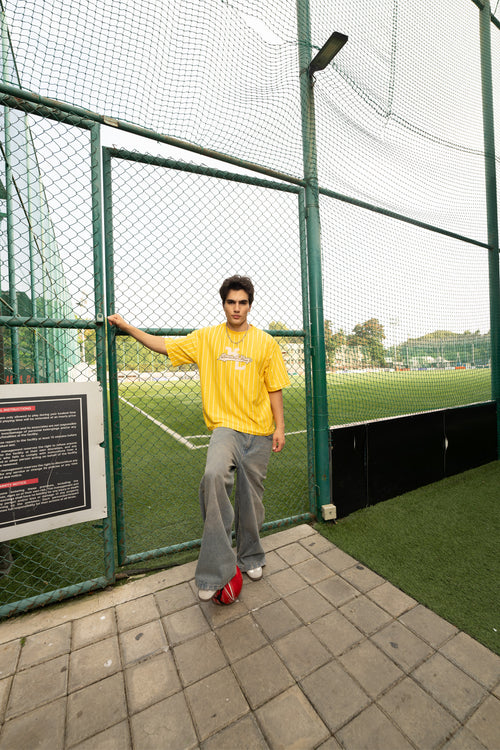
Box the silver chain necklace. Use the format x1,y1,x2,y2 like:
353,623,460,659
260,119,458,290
225,323,250,346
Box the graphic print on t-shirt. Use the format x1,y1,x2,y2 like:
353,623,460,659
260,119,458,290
217,346,253,370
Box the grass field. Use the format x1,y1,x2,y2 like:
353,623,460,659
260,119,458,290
0,367,493,612
327,368,491,425
317,460,500,655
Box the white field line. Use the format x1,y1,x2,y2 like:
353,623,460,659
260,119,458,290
119,396,201,450
120,396,307,450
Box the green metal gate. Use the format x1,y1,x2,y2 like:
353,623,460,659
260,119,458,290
103,148,315,567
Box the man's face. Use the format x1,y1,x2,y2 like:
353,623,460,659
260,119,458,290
223,289,251,331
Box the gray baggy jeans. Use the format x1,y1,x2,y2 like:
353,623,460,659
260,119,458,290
195,427,273,591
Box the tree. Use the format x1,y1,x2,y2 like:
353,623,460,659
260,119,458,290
324,320,346,369
348,318,386,366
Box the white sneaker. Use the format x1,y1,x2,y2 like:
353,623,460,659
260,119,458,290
245,566,263,581
198,588,217,601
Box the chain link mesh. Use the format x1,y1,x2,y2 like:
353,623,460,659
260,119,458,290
108,154,309,557
0,0,499,610
0,105,107,609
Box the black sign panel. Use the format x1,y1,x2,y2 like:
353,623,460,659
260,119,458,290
0,395,92,529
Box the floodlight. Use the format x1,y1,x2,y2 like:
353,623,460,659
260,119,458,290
308,31,348,75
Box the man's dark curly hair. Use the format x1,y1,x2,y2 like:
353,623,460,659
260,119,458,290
219,275,254,306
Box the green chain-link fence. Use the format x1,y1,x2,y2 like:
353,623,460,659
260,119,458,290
104,149,314,565
0,0,499,615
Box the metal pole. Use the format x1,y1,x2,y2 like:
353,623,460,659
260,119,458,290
25,115,40,382
90,124,115,584
479,0,500,455
1,11,18,382
296,0,331,514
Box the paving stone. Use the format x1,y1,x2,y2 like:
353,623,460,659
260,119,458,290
252,600,301,641
318,546,358,572
174,630,227,686
119,619,168,665
0,697,66,750
317,737,343,750
301,661,370,732
0,676,11,723
115,594,160,632
0,641,20,679
201,715,269,750
294,556,333,584
315,575,359,607
155,581,197,616
440,632,500,689
301,534,336,557
367,581,417,617
441,727,492,750
198,598,248,629
340,563,386,593
309,609,364,656
372,620,434,671
72,608,117,650
217,614,267,661
262,524,316,550
124,650,181,714
232,645,294,709
399,604,459,648
237,578,279,610
162,604,210,646
70,720,132,750
258,549,287,575
185,666,249,741
285,586,332,623
379,676,460,748
339,638,403,698
273,626,331,680
465,695,500,749
276,542,313,565
6,653,68,719
339,595,393,635
130,691,198,750
66,673,127,747
413,652,486,720
255,685,330,750
17,623,71,669
267,568,308,597
336,703,414,750
68,635,121,692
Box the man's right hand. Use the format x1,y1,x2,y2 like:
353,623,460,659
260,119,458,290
107,313,126,329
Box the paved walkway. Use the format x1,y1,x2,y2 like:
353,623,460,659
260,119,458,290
0,525,498,749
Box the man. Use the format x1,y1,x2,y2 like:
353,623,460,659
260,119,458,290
108,275,290,601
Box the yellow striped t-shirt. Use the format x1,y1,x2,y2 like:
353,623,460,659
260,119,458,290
165,324,290,435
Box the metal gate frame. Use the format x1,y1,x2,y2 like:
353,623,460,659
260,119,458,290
103,147,316,567
0,98,115,617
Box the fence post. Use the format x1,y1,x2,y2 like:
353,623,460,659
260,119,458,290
479,0,500,456
296,0,331,515
90,124,115,583
1,12,18,382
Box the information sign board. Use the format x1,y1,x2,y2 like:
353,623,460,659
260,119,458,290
0,382,107,540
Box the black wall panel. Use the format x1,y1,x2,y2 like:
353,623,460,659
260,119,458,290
330,401,497,519
366,411,445,505
330,424,367,516
445,402,497,476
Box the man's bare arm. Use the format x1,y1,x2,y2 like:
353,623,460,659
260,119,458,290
269,389,285,453
107,314,167,355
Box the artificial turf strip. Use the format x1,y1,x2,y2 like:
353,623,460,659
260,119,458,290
315,460,500,655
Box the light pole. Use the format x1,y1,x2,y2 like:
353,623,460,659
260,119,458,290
296,1,348,515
